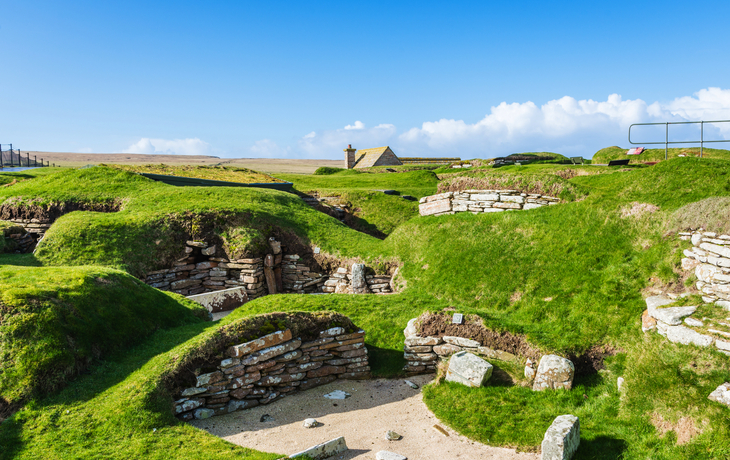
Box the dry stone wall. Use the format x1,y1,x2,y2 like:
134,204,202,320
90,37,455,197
143,239,392,300
680,230,730,305
174,326,369,421
419,190,560,216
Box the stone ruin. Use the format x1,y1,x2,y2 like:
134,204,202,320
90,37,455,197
419,190,560,216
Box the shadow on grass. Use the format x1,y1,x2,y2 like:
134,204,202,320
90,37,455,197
0,253,42,266
575,436,628,460
367,344,406,377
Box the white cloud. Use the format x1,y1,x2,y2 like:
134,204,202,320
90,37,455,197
249,139,292,158
122,138,212,156
246,87,730,159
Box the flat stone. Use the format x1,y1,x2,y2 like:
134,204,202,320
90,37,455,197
445,351,493,387
708,382,730,407
700,242,730,259
321,327,346,337
289,436,348,459
187,287,249,313
404,336,441,346
434,343,462,356
697,264,722,283
533,355,575,391
716,339,730,351
645,295,675,310
229,329,293,358
541,414,580,460
404,380,419,389
194,408,215,420
376,451,407,460
617,377,624,392
648,305,697,326
477,346,516,361
196,371,225,387
227,399,258,412
716,300,730,311
181,387,206,397
658,324,714,347
419,199,452,216
443,336,480,348
385,430,402,441
685,317,704,327
323,390,351,400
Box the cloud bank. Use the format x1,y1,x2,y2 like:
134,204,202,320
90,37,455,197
123,138,211,156
250,87,730,159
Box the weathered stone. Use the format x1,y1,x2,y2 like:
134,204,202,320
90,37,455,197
307,365,346,378
320,327,346,337
257,372,306,386
697,263,722,283
493,202,521,209
196,371,225,387
685,317,704,327
707,256,730,268
434,343,462,356
533,355,574,391
404,336,442,346
376,451,407,460
301,337,334,349
228,329,293,357
700,242,730,259
385,430,402,441
476,346,516,361
277,350,303,362
501,195,525,204
298,375,337,390
648,305,697,326
716,339,730,351
230,387,253,399
419,199,452,216
227,399,258,412
470,193,499,201
445,351,493,387
541,415,580,460
351,263,370,294
641,310,657,332
708,382,730,407
443,336,480,348
323,390,351,400
525,358,536,381
404,352,438,362
175,398,203,413
657,323,714,347
336,330,365,341
181,387,206,397
240,340,302,365
645,295,675,310
289,436,348,459
220,358,240,368
716,300,730,311
681,257,700,271
194,408,215,420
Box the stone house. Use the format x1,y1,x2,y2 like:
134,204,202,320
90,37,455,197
344,145,403,169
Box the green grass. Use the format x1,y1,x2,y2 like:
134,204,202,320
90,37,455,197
0,265,207,410
592,146,730,164
4,157,730,458
104,164,285,183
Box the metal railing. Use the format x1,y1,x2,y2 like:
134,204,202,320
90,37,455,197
628,120,730,160
0,144,53,169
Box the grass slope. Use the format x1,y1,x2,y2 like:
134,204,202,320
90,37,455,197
0,265,207,412
104,164,286,184
593,146,730,164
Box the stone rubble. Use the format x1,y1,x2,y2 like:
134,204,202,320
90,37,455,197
418,190,560,216
173,325,369,421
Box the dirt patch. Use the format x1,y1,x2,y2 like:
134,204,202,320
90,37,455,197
0,198,121,222
417,312,541,361
164,312,358,396
567,344,617,376
191,374,538,460
651,413,702,445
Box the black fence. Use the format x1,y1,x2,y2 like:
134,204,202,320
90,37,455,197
0,144,54,169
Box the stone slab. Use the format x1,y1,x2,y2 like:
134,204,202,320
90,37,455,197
541,414,580,460
187,286,249,313
533,355,574,391
289,436,348,459
419,199,452,216
445,351,493,387
229,329,293,358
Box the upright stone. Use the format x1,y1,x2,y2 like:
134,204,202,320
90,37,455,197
289,436,348,459
708,382,730,407
445,351,493,387
533,355,575,391
541,415,580,460
351,263,370,294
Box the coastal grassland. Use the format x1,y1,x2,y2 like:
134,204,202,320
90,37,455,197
0,265,207,413
103,164,286,184
592,146,730,164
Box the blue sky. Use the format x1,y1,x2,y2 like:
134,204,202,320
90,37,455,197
2,1,730,159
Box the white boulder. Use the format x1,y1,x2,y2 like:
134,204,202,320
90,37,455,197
541,415,580,460
445,351,493,387
533,355,575,391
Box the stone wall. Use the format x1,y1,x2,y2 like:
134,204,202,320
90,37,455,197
419,190,560,217
402,318,517,375
680,230,730,305
174,325,369,421
143,239,393,299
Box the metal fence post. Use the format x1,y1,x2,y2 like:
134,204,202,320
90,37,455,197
701,121,704,158
665,123,668,160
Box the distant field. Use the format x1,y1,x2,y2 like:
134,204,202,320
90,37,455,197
19,151,342,175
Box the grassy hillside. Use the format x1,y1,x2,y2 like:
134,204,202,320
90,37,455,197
0,265,207,416
3,158,730,458
104,164,286,184
593,146,730,164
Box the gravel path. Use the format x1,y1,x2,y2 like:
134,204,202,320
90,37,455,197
190,374,538,460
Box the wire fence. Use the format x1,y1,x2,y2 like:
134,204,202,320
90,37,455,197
0,144,53,169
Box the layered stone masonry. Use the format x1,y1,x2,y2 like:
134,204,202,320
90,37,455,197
680,230,730,305
143,239,392,298
174,326,370,421
419,190,560,217
4,218,53,236
402,318,516,374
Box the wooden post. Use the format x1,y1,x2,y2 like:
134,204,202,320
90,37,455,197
264,254,277,294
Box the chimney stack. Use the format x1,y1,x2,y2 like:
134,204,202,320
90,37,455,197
344,144,356,169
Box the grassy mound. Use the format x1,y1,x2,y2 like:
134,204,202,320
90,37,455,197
593,146,730,164
105,164,286,184
0,265,207,417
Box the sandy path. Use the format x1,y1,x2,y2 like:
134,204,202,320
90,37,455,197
190,374,538,460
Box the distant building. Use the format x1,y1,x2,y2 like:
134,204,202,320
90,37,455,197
344,145,402,169
343,144,461,169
